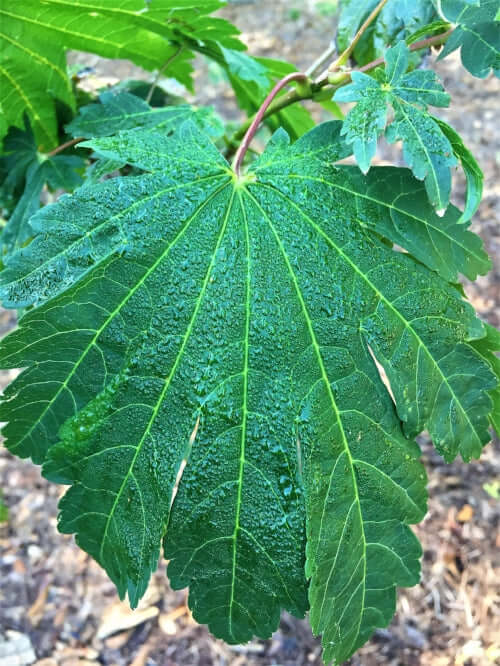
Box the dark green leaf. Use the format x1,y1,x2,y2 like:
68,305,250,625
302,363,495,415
438,0,500,78
333,166,490,281
0,122,496,663
1,162,47,255
1,154,85,256
0,116,85,256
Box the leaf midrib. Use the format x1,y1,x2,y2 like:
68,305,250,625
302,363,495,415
0,29,72,99
19,0,182,38
242,187,367,650
391,99,444,208
74,106,193,133
0,63,54,146
0,7,167,63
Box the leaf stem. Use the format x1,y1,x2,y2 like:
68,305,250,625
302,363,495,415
357,28,454,74
328,0,389,72
233,72,310,176
146,45,184,104
47,136,85,157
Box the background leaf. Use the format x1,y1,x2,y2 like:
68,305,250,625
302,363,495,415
0,0,243,148
438,0,500,78
66,91,224,139
337,0,439,65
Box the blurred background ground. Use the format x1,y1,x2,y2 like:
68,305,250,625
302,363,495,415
1,1,499,665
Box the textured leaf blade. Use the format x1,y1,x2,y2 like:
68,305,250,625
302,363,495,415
331,166,490,281
0,122,496,662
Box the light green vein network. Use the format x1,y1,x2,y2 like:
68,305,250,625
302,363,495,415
0,121,496,664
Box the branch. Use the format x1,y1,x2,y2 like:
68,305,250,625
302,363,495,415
47,136,85,157
328,0,389,71
306,42,337,78
228,29,453,149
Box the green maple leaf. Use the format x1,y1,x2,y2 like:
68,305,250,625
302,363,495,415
333,41,474,214
0,122,497,663
438,0,500,78
0,0,241,149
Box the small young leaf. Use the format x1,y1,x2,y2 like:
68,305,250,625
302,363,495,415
0,122,496,664
438,0,500,78
334,42,457,210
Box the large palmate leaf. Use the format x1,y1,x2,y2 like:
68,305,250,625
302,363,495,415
337,0,439,65
438,0,500,78
334,41,463,213
0,0,242,148
0,121,496,662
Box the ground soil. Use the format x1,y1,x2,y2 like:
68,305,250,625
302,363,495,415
1,2,499,665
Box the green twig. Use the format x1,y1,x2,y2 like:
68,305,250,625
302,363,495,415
227,28,453,153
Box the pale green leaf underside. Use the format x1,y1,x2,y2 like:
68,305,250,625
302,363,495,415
0,0,241,148
0,122,496,663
